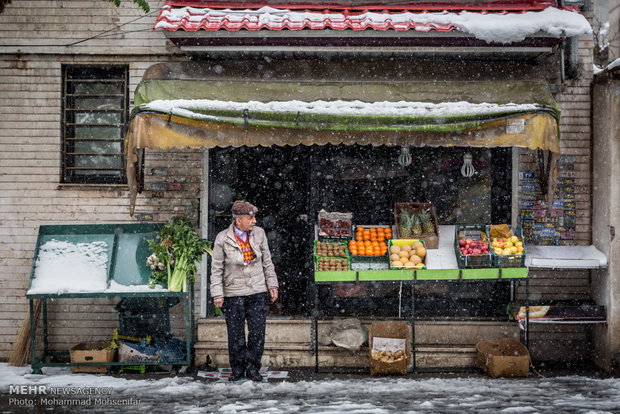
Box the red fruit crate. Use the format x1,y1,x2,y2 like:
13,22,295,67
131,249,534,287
455,225,492,269
317,210,352,239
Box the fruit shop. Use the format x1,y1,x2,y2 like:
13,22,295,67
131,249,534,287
126,64,561,319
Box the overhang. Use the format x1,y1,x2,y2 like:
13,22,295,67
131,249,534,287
153,1,592,57
125,62,561,215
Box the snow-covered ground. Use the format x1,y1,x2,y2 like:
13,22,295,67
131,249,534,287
1,364,619,413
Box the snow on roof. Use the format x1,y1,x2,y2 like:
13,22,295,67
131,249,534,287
154,5,592,44
143,98,543,119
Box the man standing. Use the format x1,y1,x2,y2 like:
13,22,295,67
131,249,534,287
210,200,279,382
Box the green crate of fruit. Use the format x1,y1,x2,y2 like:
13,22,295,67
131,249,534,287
487,225,527,268
314,255,351,272
314,240,348,258
387,239,427,270
455,225,492,269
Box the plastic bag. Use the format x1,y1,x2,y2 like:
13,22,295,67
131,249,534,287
324,318,367,352
489,224,512,240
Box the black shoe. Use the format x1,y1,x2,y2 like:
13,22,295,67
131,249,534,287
246,370,263,382
228,372,245,382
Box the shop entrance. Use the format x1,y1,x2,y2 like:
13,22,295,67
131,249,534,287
208,146,314,316
208,145,512,318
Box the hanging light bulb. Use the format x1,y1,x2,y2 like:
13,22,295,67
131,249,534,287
398,146,412,167
461,152,475,178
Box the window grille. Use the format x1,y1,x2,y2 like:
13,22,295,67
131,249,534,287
62,65,128,184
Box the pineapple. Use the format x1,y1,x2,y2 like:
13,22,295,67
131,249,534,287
419,209,436,236
411,214,422,237
399,210,413,238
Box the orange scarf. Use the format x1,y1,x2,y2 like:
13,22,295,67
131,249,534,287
235,234,256,264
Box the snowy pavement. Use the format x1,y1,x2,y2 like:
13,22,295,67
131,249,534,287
1,364,619,413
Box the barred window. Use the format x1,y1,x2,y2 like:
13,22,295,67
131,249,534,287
62,65,128,184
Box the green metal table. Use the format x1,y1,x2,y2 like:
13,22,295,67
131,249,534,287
311,267,529,373
26,223,195,374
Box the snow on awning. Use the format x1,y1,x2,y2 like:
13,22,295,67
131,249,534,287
154,1,592,46
124,65,561,214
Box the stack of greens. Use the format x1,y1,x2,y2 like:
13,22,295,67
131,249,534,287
147,217,212,292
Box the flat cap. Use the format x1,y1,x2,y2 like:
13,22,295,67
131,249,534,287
232,200,258,216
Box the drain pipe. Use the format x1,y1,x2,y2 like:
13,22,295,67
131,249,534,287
200,149,209,318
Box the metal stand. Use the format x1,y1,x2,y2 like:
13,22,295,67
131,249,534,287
29,278,195,375
310,279,415,374
310,268,529,374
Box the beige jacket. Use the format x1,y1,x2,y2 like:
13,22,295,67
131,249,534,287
210,224,278,298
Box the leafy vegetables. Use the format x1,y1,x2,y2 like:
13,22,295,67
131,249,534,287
147,217,212,292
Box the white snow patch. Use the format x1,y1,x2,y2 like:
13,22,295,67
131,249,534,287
28,240,109,294
608,58,620,71
106,280,166,292
144,99,543,119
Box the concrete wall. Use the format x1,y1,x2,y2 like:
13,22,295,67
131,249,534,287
609,0,620,61
592,72,620,372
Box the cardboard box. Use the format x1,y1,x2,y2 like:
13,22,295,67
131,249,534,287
369,321,412,376
70,342,115,373
476,339,530,378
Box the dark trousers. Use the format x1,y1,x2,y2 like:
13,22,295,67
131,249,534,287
222,292,267,376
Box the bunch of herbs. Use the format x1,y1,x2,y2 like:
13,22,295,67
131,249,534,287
147,217,212,292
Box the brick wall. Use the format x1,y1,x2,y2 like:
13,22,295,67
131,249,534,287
518,30,594,247
0,1,203,360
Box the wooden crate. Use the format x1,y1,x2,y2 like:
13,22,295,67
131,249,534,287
394,202,439,249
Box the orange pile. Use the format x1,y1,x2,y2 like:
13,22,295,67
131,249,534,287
349,226,392,256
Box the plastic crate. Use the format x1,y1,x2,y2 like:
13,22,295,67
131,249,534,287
350,254,390,271
314,240,348,258
116,297,173,337
487,225,527,268
388,239,426,269
454,225,492,269
394,202,439,249
314,256,350,272
350,224,393,257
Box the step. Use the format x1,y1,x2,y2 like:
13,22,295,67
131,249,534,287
195,317,518,370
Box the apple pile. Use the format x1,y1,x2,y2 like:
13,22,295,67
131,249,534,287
458,238,490,256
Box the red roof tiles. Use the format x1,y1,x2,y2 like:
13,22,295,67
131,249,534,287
154,1,575,33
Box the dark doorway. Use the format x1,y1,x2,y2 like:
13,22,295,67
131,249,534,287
208,145,512,318
208,146,313,316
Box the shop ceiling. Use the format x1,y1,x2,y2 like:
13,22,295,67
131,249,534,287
153,1,591,60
